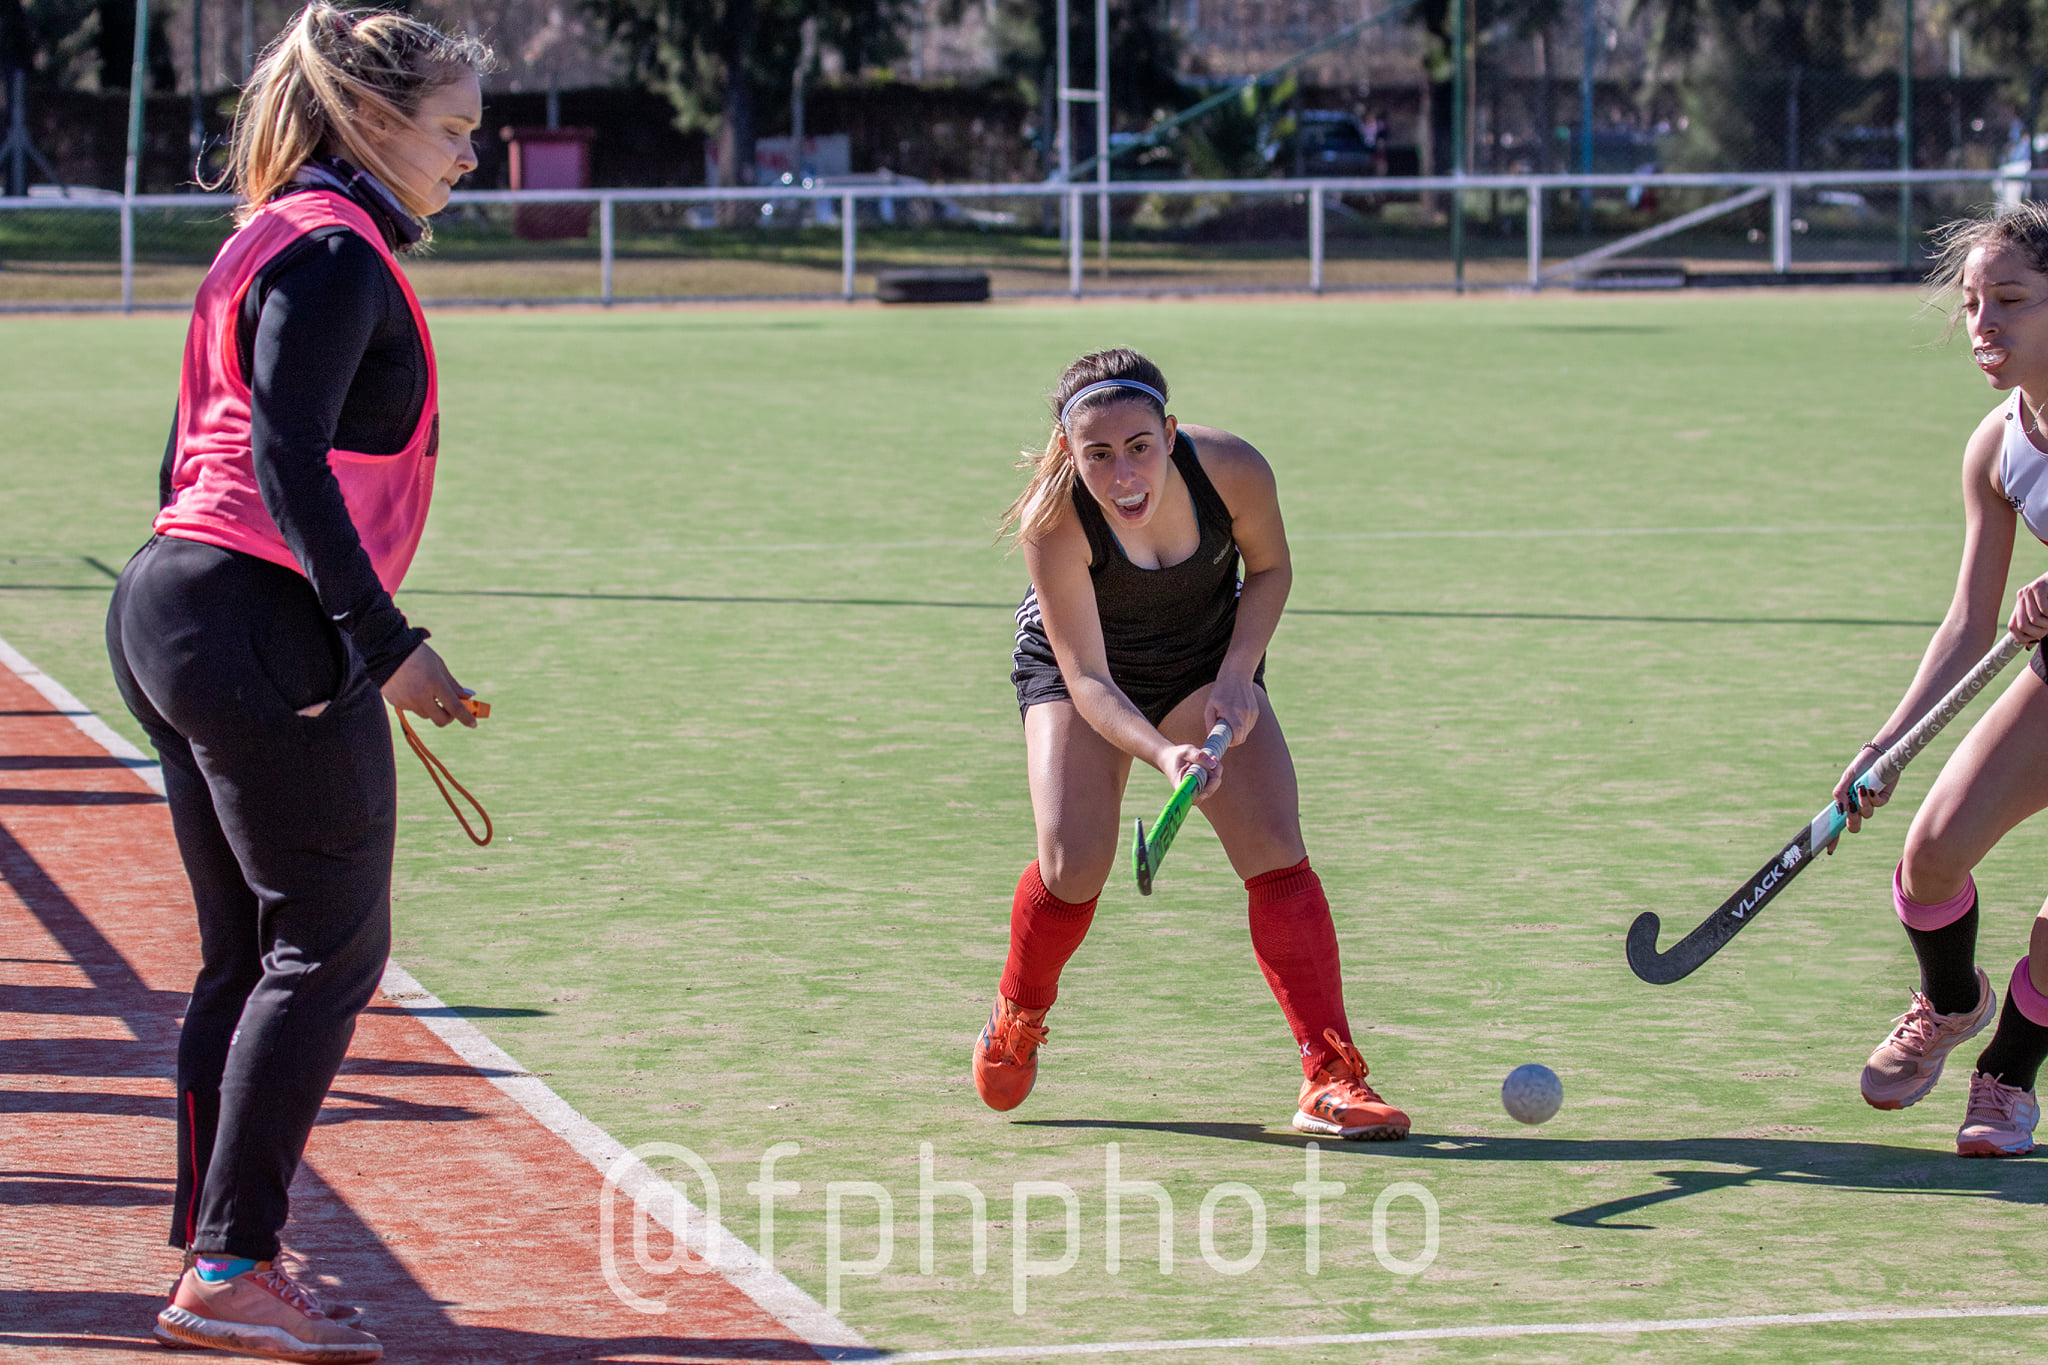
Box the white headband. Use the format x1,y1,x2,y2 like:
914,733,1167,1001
1059,379,1167,427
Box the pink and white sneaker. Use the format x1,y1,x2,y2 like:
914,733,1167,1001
1860,968,1996,1110
158,1250,364,1344
155,1260,381,1362
1956,1071,2039,1158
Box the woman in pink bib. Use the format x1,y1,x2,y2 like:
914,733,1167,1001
104,7,491,1358
1831,205,2048,1162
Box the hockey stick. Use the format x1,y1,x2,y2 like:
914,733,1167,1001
1626,632,2029,985
1133,720,1233,895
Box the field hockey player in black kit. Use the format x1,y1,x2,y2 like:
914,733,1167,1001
102,6,491,1359
975,348,1411,1141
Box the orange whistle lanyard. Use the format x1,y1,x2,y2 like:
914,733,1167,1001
394,702,493,846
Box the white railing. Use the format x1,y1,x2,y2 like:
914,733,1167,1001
3,167,2044,311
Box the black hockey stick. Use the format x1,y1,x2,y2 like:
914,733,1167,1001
1626,632,2028,985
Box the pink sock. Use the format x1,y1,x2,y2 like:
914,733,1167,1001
1893,863,1975,931
2011,957,2048,1027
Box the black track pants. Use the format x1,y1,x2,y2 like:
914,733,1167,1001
106,534,395,1260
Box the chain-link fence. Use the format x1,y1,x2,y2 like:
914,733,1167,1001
3,170,2038,312
1181,0,2031,188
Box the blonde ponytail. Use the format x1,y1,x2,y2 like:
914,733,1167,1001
221,4,494,228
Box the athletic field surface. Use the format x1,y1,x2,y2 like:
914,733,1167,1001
7,290,2048,1363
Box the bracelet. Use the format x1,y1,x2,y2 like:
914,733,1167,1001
1859,741,1886,755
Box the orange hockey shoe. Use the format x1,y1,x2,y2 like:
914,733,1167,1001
973,996,1050,1112
1291,1029,1410,1141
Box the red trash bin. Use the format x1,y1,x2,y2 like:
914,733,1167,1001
501,126,597,240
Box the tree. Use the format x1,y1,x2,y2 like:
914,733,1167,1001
985,0,1183,175
1406,0,1565,174
584,0,909,185
1628,0,1888,169
95,0,177,91
1948,0,2048,148
0,0,131,89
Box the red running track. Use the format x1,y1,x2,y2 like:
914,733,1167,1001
0,649,863,1363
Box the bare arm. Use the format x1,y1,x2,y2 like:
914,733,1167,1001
1182,424,1291,744
1833,405,2017,829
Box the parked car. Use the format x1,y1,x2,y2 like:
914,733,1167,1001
749,171,1021,230
1277,111,1380,178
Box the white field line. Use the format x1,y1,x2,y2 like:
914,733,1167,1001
412,521,1954,560
870,1304,2048,1363
0,633,870,1362
376,962,871,1357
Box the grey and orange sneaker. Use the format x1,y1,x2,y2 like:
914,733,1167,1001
155,1260,382,1362
1291,1029,1409,1141
1860,967,1996,1110
973,995,1050,1112
1957,1071,2039,1158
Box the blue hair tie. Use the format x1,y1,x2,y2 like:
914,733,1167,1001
1059,379,1167,427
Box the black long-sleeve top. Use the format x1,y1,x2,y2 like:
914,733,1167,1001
160,177,431,685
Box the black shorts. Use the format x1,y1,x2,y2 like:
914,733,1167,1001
2033,643,2048,686
1011,642,1266,728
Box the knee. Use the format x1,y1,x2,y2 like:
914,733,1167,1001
1037,838,1114,903
1225,810,1306,883
1900,823,1974,903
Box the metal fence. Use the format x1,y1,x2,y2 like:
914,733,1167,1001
3,169,2044,313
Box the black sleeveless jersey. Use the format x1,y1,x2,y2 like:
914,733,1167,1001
1011,432,1262,726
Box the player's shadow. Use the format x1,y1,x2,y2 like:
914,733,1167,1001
1017,1120,2048,1229
0,787,165,805
0,754,148,770
313,1087,487,1127
0,1170,174,1207
261,1161,875,1363
1408,1133,2048,1228
358,1002,553,1019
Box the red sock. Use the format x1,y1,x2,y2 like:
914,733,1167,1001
1247,857,1351,1078
998,861,1098,1010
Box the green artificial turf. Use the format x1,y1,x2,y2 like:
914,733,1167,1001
8,290,2048,1363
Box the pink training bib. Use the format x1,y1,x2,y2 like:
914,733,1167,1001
155,190,438,594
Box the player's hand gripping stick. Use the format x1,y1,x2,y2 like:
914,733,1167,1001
1132,720,1233,896
1626,632,2028,985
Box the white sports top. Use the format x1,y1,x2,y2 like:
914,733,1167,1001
1999,390,2048,546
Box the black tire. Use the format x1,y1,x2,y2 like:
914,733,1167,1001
875,268,991,304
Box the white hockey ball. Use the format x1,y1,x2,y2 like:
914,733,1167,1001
1501,1063,1563,1125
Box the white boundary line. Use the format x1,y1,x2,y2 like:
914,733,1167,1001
0,633,871,1362
375,962,871,1357
869,1304,2048,1362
